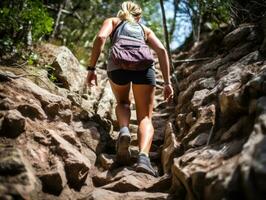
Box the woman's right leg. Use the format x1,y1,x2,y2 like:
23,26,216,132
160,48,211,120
109,79,131,165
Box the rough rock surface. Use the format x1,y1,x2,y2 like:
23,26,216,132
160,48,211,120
170,23,266,199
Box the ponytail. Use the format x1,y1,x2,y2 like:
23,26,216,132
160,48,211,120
117,1,142,22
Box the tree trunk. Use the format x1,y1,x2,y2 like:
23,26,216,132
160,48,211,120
51,0,67,39
159,0,173,72
196,0,202,42
169,0,179,41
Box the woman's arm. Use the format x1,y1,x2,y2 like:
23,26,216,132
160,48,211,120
89,17,118,67
145,27,173,101
145,28,171,85
87,17,119,87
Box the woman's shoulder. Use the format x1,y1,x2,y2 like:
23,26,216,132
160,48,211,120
140,24,153,35
105,17,122,26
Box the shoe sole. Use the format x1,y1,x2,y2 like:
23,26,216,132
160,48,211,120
136,163,157,177
116,135,131,165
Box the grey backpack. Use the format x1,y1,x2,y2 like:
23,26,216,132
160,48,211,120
110,21,154,70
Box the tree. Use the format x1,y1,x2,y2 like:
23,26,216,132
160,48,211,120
173,0,231,43
0,0,53,54
159,0,173,72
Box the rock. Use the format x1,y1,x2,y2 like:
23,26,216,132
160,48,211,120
44,103,60,118
81,146,97,166
78,109,94,121
51,46,87,92
38,158,67,196
67,92,83,106
222,24,257,49
161,122,180,174
0,98,15,110
1,110,26,138
101,174,149,193
33,132,49,146
188,133,209,147
14,78,71,109
219,82,245,118
48,129,91,191
55,122,82,149
152,114,168,143
73,122,102,153
17,103,47,120
96,81,115,120
146,174,172,192
220,116,249,142
86,188,173,200
0,147,39,199
256,96,266,113
93,166,168,193
101,172,159,193
98,153,115,170
171,158,195,200
191,89,210,110
238,96,266,199
181,105,215,147
219,139,246,159
0,148,27,175
246,74,266,98
58,109,73,124
198,78,216,89
171,147,227,200
203,156,241,200
178,79,203,106
92,167,136,187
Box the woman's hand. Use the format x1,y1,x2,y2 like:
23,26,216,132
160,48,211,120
86,71,98,87
164,84,174,102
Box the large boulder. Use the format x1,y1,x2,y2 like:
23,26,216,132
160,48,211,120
48,129,91,191
51,46,86,92
37,158,67,196
0,110,26,138
0,147,40,199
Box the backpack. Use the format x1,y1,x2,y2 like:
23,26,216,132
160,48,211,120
110,21,154,71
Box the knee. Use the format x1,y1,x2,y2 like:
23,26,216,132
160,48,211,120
138,116,152,126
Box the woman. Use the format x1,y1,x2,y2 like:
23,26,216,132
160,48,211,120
86,1,173,177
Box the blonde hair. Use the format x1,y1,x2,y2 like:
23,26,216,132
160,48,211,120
117,1,142,22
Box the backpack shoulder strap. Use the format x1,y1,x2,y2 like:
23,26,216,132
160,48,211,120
110,21,127,44
138,23,147,41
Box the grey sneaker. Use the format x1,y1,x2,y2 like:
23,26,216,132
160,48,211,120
116,132,131,166
135,153,158,177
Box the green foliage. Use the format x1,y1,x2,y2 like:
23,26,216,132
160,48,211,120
27,52,39,65
0,0,53,52
0,0,236,61
44,64,58,83
20,1,53,40
188,0,231,29
52,0,164,61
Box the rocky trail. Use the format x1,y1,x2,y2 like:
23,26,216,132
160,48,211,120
1,23,266,200
0,43,176,200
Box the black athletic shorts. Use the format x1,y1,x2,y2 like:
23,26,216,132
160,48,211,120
107,67,156,86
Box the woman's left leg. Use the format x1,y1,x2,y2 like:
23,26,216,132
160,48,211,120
132,84,155,155
132,83,157,176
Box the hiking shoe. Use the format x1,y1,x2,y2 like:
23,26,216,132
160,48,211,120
116,131,131,166
135,153,158,177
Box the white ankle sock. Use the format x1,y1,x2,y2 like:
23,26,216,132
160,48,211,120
139,151,149,157
119,126,129,133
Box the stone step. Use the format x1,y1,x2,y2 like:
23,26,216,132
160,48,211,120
85,188,175,200
92,167,171,193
